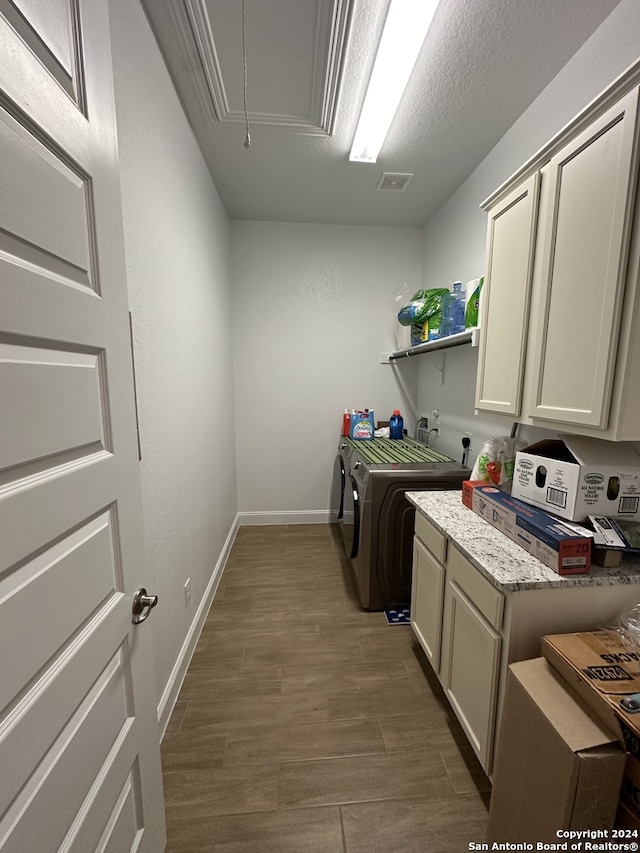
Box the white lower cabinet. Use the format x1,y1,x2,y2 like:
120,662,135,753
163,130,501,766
411,537,445,674
411,515,505,774
440,579,501,771
411,511,640,778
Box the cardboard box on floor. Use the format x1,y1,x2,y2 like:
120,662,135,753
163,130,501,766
512,435,640,522
486,658,625,843
541,630,640,829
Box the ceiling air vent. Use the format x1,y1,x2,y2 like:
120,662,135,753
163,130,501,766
376,172,414,192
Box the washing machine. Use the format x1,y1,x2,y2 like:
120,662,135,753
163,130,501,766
336,437,470,611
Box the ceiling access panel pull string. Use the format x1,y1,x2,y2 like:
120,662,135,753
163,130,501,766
242,0,251,148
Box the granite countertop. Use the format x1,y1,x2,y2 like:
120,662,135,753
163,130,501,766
406,489,640,593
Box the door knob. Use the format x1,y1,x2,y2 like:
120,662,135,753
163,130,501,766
132,587,158,625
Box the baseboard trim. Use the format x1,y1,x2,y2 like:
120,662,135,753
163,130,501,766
157,512,240,739
237,510,332,526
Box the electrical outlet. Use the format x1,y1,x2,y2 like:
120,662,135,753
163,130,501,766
184,578,191,608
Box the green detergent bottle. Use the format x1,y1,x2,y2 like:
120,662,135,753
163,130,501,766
464,276,484,328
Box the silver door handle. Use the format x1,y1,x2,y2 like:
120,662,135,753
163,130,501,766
132,587,158,624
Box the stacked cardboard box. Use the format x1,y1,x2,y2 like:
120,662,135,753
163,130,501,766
542,630,640,829
487,657,625,841
512,436,640,522
462,480,591,574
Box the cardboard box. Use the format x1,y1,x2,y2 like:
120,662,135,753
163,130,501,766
616,796,640,831
541,630,640,828
462,480,591,574
617,753,640,831
512,435,640,522
541,631,640,739
590,515,640,554
592,547,624,568
486,657,625,842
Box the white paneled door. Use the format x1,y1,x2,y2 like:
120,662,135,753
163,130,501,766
0,2,166,851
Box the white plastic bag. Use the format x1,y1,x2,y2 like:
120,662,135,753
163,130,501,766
471,436,524,491
608,603,640,647
392,283,413,350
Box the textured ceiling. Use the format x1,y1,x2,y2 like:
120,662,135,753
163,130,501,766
142,0,622,227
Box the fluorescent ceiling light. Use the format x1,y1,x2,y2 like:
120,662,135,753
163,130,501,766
349,0,440,164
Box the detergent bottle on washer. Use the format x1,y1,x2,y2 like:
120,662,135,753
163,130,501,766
350,410,375,440
389,410,404,439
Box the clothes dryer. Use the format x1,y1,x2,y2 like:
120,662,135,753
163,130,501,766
338,437,470,610
331,438,356,553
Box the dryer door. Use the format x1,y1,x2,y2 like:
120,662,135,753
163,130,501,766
342,472,361,559
332,454,345,521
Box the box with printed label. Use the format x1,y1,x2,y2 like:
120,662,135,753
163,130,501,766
541,630,640,828
461,480,591,574
512,435,640,522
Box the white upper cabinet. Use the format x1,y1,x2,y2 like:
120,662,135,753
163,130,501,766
529,88,639,428
475,173,540,415
477,69,640,440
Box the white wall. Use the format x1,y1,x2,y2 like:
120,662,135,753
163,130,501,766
230,221,423,520
415,0,640,467
108,0,237,728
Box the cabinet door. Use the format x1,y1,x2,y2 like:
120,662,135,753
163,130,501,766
440,579,501,774
411,538,445,674
528,87,640,428
475,173,540,415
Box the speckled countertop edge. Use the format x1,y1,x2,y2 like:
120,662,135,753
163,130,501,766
406,490,640,593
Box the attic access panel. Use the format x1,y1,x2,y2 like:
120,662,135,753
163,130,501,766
177,0,354,134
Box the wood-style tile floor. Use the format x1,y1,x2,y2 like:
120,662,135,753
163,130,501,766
161,524,490,852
